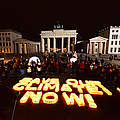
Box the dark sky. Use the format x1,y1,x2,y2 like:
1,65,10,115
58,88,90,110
0,0,120,41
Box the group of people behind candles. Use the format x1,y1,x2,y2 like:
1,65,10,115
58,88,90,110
0,53,120,80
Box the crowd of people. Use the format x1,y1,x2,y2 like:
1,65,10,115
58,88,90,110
0,53,120,80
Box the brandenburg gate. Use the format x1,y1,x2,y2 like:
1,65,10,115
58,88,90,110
40,25,78,53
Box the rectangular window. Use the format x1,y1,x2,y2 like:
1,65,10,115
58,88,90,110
118,48,120,52
0,48,2,52
110,48,113,52
116,35,118,39
119,41,120,45
112,35,118,39
7,48,8,52
112,35,114,39
6,42,8,46
111,41,113,45
2,37,5,40
114,48,117,52
115,41,117,45
0,42,2,46
9,48,11,53
2,33,4,36
9,42,11,46
3,42,5,46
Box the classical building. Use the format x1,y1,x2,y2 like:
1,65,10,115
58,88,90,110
0,29,40,54
40,24,78,53
89,36,108,55
0,29,22,53
14,38,40,54
108,26,120,54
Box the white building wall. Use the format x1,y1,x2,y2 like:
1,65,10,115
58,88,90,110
0,31,22,54
41,29,78,53
108,26,120,54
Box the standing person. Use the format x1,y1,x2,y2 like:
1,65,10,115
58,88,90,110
80,61,85,73
101,58,104,65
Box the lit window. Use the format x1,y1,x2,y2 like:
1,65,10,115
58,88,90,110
111,41,113,45
115,41,117,45
114,48,117,52
110,48,113,52
118,48,120,52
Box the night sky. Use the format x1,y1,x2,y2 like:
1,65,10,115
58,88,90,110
0,0,120,41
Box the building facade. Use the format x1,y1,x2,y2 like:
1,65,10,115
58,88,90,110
0,30,22,53
0,29,40,54
108,26,120,54
14,38,40,54
89,36,108,55
40,25,78,53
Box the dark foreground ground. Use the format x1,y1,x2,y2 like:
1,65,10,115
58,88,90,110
0,72,120,120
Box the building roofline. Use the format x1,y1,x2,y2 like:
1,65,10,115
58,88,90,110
0,29,22,35
89,36,108,41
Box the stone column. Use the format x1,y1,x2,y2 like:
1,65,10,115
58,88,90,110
100,42,103,54
87,43,89,54
26,43,28,54
53,37,56,52
24,43,27,54
89,42,92,54
19,43,22,54
47,38,50,53
104,42,106,54
97,42,100,55
62,37,64,52
42,38,45,53
75,36,77,44
68,37,70,52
